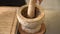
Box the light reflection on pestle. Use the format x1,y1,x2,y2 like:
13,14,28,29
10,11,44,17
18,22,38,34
27,0,36,18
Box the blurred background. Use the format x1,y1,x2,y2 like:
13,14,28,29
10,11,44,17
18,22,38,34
38,0,60,34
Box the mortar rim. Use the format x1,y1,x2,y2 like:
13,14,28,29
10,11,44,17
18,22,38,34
17,5,44,22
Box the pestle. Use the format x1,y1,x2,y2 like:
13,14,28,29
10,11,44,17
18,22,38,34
27,0,36,18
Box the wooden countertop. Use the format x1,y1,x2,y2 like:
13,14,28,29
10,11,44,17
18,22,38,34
0,7,18,34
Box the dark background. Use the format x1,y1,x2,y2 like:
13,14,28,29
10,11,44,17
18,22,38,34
0,0,26,7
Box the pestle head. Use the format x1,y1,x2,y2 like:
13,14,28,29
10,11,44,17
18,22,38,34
27,0,36,18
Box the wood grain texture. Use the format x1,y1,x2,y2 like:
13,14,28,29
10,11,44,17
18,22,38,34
0,7,17,34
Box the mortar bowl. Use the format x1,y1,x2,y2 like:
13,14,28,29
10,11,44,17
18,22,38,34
17,5,44,33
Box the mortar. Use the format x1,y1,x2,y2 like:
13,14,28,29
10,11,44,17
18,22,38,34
17,4,44,33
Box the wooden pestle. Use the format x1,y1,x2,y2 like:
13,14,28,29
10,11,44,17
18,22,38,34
27,0,36,18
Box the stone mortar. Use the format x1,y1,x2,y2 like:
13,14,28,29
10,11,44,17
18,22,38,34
17,5,44,33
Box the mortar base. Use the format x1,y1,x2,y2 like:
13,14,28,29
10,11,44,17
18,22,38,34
18,23,46,34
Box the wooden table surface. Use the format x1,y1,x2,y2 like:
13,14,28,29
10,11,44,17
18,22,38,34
0,7,18,34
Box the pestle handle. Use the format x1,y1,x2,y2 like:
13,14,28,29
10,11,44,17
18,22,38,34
27,0,36,18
